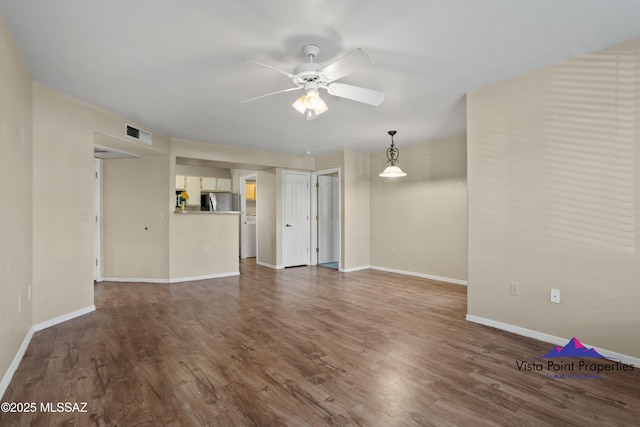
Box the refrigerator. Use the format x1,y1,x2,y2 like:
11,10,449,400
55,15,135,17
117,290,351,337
200,192,240,212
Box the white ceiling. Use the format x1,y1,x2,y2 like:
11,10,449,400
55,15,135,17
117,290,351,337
3,0,640,156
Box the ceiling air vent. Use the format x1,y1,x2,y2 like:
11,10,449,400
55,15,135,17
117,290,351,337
125,124,152,145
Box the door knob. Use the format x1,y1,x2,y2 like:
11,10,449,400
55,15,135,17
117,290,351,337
286,224,292,227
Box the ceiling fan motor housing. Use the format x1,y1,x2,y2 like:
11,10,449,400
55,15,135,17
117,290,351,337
293,62,322,81
293,44,323,82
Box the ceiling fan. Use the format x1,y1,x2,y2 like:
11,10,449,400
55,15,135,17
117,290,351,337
241,44,385,120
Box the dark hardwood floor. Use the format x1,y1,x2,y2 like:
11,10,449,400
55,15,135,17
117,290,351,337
2,260,639,426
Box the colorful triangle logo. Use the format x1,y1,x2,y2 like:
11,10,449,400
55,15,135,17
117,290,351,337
536,337,609,359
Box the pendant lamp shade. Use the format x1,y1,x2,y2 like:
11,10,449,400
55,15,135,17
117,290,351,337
379,165,407,177
379,130,406,177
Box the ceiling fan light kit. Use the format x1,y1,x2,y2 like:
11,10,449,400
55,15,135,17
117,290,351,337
292,81,328,120
380,130,407,178
293,95,327,120
242,44,385,120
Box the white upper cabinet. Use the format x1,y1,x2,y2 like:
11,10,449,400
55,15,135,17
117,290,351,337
175,175,186,191
201,177,232,192
185,176,201,206
201,177,217,192
216,178,231,192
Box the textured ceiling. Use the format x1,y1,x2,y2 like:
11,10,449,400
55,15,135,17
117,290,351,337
3,0,640,155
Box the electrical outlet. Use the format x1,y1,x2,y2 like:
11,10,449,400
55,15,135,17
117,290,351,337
391,248,396,255
18,296,21,313
550,289,561,304
510,282,520,296
28,286,31,301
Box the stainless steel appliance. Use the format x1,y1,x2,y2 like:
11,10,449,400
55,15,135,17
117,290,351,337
201,193,240,212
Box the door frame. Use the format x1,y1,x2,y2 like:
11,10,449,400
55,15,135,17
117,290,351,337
240,174,258,260
311,167,341,269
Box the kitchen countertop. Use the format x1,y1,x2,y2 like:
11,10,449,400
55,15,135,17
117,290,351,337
174,210,241,215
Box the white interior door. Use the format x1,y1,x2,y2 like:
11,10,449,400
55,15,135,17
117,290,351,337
94,159,101,281
240,176,248,259
318,175,339,264
283,172,310,267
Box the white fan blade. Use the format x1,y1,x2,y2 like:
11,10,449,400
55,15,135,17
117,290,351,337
240,86,302,103
326,82,385,106
254,61,298,79
319,48,374,82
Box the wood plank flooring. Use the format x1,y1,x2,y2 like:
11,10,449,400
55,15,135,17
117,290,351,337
2,260,639,426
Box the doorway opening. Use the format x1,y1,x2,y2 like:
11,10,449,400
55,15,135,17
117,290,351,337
311,168,341,270
240,174,258,260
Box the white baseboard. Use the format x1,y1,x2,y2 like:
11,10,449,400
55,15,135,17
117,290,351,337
466,314,640,367
33,305,96,332
101,272,240,284
101,277,169,283
169,272,239,283
0,327,34,400
1,305,95,400
256,261,284,270
258,262,367,272
340,265,371,273
370,265,467,286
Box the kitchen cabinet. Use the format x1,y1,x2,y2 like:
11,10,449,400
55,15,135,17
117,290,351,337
201,177,232,192
216,178,232,192
185,176,201,206
201,177,217,192
175,175,186,191
246,182,256,200
175,175,233,208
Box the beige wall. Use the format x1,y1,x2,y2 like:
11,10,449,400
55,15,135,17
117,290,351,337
95,113,170,156
315,151,344,173
102,155,171,280
370,135,468,282
467,38,640,358
32,84,95,324
172,138,314,171
170,214,239,280
176,164,231,179
343,151,371,270
31,84,171,320
0,15,33,386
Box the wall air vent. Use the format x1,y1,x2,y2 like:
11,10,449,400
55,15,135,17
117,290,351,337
125,124,152,145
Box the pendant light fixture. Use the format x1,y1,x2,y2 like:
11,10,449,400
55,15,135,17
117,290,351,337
379,130,407,177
